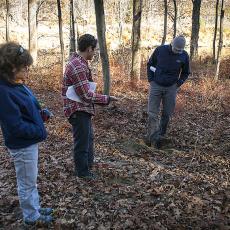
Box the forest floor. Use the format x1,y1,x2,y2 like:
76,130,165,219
0,53,230,229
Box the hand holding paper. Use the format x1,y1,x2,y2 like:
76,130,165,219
66,82,97,103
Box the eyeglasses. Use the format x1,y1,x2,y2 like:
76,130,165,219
17,45,24,56
172,46,183,54
20,66,29,72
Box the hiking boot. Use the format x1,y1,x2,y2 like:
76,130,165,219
78,172,97,180
143,137,151,147
150,133,163,149
154,138,162,149
39,208,53,216
24,214,53,226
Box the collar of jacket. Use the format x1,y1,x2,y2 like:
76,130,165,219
0,79,23,87
168,44,183,56
168,44,174,54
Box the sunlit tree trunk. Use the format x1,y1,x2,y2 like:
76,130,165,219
215,0,224,80
130,0,143,83
57,0,65,74
74,15,79,40
5,0,9,42
94,0,110,95
28,0,38,65
213,0,219,63
190,0,202,60
73,1,79,40
118,0,123,45
36,0,45,26
69,0,76,56
161,0,168,45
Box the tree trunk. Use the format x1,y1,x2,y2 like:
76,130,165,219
161,0,168,45
57,0,65,75
190,0,202,60
28,0,38,65
75,17,79,40
94,0,110,95
215,0,224,80
69,0,76,56
173,0,177,38
118,0,123,45
213,0,219,63
36,0,45,26
73,1,79,40
5,0,9,42
130,0,143,83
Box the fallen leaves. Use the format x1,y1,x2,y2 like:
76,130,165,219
0,67,230,229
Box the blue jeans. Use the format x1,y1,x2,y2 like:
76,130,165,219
8,144,40,222
147,81,178,141
68,111,94,177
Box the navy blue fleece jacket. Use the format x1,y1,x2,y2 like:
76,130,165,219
147,45,190,86
0,79,47,149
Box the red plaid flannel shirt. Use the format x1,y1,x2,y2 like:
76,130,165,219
62,53,109,118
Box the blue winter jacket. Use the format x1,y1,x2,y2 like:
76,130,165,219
147,45,190,86
0,79,47,149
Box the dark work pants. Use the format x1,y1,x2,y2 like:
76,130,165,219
68,111,94,177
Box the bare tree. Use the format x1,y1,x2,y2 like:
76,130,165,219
28,0,38,65
118,0,123,45
69,0,76,56
173,0,177,38
130,0,143,82
213,0,219,63
190,0,202,60
215,0,224,80
36,0,45,26
57,0,65,74
73,1,79,40
94,0,110,95
161,0,168,45
116,0,130,45
5,0,9,42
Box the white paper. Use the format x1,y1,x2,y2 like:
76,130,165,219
150,66,156,72
66,82,97,103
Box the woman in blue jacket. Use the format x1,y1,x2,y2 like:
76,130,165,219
0,42,53,225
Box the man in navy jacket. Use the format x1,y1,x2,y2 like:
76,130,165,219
146,35,190,148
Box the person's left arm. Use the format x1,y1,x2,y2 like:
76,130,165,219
177,53,190,87
23,85,52,122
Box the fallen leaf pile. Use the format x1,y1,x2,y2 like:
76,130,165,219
0,61,229,229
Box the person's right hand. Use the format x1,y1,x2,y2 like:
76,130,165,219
110,96,119,101
40,108,53,122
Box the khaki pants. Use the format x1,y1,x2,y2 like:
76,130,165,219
147,81,178,143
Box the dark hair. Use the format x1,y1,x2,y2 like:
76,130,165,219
77,34,97,52
0,42,33,82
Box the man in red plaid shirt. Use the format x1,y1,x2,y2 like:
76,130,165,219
62,34,117,179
